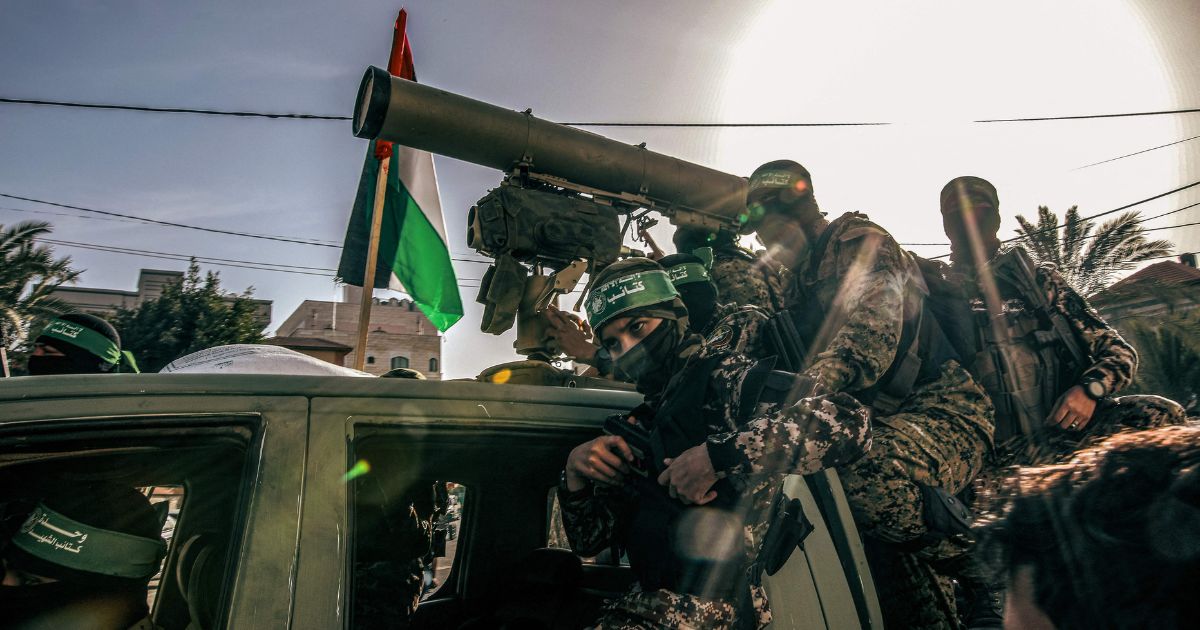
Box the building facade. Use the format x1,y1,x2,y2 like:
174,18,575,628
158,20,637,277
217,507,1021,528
50,268,272,329
274,286,442,378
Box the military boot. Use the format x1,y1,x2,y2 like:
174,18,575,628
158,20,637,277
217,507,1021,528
931,552,1004,629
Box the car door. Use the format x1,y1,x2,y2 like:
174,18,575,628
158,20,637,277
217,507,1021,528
0,375,308,630
294,379,641,629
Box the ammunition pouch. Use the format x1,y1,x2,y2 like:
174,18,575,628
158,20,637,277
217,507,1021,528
754,493,814,582
919,484,973,539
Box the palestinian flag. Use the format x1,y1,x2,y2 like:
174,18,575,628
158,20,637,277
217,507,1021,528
337,9,463,331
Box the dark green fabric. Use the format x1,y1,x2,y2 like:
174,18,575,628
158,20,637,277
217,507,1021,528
38,319,120,365
586,270,679,332
11,504,166,579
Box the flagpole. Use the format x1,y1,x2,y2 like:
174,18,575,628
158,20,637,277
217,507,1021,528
354,154,391,371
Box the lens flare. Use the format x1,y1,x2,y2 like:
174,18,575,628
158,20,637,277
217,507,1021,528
342,459,372,482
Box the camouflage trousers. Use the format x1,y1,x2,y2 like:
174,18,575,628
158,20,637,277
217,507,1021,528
840,362,993,630
840,361,994,546
863,538,959,630
591,588,736,630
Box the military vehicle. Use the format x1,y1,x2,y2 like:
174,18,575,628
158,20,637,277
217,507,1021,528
0,66,883,628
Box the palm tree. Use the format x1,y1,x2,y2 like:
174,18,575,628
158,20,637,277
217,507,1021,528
1013,206,1173,297
0,221,81,349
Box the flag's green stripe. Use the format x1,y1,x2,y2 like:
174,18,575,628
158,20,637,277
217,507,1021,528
392,189,463,331
336,141,463,332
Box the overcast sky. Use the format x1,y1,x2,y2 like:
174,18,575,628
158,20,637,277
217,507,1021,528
2,0,1197,378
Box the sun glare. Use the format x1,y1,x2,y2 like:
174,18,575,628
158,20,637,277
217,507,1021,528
716,0,1178,258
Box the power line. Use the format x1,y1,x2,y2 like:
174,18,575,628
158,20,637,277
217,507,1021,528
1137,200,1200,224
39,237,487,286
0,205,143,225
976,106,1200,124
1074,135,1200,170
902,195,1200,248
0,192,342,247
1007,180,1200,243
0,192,494,264
41,238,339,272
0,97,350,121
5,96,1200,127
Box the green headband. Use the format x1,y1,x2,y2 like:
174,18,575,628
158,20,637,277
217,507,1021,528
39,318,119,365
12,503,166,579
586,270,679,330
690,247,714,270
667,262,712,287
38,318,140,372
748,169,800,193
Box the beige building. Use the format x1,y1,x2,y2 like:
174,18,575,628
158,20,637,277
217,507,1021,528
273,286,442,378
50,268,272,329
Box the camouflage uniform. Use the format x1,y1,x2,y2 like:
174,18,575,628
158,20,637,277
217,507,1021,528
558,311,872,629
786,213,994,630
954,258,1186,469
709,244,790,315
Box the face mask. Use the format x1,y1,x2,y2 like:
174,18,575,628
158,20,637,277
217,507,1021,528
0,581,87,625
613,320,679,389
26,356,79,376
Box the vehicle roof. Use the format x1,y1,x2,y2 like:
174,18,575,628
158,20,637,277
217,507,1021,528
0,374,643,409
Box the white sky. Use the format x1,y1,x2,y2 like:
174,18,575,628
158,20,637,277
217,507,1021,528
1,0,1197,378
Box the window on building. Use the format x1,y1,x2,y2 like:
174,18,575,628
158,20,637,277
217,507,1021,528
429,358,438,373
367,356,376,365
391,356,409,370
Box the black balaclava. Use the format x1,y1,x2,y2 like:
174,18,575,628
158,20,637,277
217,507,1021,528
587,258,698,395
658,252,719,334
27,313,122,376
940,176,1001,270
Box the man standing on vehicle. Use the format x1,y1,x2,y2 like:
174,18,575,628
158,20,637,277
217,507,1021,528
25,313,139,376
558,257,872,629
745,160,995,629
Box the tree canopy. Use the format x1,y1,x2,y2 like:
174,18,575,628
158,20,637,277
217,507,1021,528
1014,206,1173,297
1,221,80,351
114,260,265,372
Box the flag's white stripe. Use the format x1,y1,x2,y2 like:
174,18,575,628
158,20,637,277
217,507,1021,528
394,146,448,244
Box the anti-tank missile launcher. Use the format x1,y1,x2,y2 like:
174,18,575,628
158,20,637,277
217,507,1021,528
352,65,748,362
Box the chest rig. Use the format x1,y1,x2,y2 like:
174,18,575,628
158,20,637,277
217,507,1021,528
968,248,1088,442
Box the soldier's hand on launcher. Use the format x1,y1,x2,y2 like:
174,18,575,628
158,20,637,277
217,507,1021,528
658,445,718,506
543,305,598,362
565,436,634,491
1047,385,1097,431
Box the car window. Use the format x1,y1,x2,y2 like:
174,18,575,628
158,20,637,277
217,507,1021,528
0,416,258,630
142,484,185,611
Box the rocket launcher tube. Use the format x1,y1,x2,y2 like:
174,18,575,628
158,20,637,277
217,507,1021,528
353,66,750,231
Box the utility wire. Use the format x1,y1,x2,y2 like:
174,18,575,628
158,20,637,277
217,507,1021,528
0,192,341,247
38,237,487,286
5,96,1200,127
0,98,351,121
977,107,1200,124
1005,180,1200,243
901,195,1200,248
1074,135,1200,170
0,192,494,264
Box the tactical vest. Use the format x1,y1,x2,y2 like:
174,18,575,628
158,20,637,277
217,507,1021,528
966,248,1088,443
622,351,795,599
790,214,959,415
